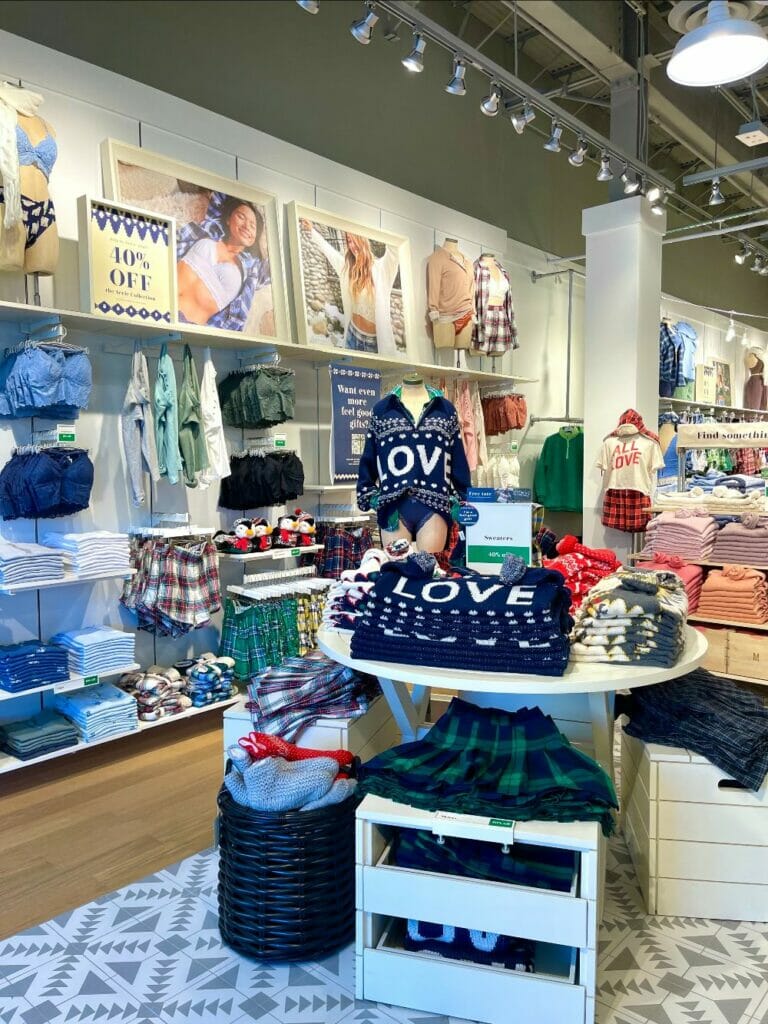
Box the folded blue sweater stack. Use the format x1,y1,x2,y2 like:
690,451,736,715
350,554,573,676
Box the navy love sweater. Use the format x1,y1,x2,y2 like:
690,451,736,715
356,389,471,518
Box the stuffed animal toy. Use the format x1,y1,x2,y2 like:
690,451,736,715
232,518,254,552
275,511,299,547
296,511,316,546
252,517,273,552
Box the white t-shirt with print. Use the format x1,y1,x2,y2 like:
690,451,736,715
597,429,665,496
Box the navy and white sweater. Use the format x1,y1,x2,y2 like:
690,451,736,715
356,390,471,516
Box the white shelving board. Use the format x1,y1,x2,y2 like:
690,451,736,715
0,568,136,596
0,696,239,775
219,544,324,562
0,662,140,702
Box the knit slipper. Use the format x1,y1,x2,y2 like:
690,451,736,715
248,731,354,769
243,756,339,812
300,776,357,811
238,733,272,760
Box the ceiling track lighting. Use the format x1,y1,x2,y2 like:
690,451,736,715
568,136,589,167
350,2,378,44
734,244,752,265
480,83,502,117
760,262,768,277
402,31,426,72
510,101,536,135
543,120,563,153
621,164,640,194
650,189,667,216
667,0,768,87
597,152,613,182
296,0,319,11
708,177,725,206
445,55,466,96
742,328,750,348
751,255,765,273
725,316,736,343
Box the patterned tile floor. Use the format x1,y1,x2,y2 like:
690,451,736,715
0,834,766,1024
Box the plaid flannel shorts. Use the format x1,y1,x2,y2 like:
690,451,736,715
601,488,652,533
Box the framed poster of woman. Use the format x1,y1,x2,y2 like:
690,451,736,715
286,201,412,356
101,139,289,340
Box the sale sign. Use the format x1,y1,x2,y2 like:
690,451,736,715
78,196,177,325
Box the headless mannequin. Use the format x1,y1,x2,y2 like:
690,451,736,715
432,239,473,351
379,374,450,554
480,252,508,304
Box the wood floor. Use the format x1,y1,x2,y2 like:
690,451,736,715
0,711,227,939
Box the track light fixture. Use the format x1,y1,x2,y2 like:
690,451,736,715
650,189,667,215
734,244,751,265
543,120,563,153
480,83,502,116
445,55,466,95
597,152,613,182
742,327,750,347
621,164,640,194
402,32,426,72
708,177,725,206
510,101,535,134
568,136,589,167
296,0,319,11
350,3,378,44
725,317,736,342
760,262,768,276
751,255,764,273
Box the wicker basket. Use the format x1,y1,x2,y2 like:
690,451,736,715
216,784,357,961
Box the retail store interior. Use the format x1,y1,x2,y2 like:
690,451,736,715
0,1,767,1023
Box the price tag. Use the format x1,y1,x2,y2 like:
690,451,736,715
57,424,76,443
83,675,100,687
290,547,301,557
488,818,514,828
273,434,287,448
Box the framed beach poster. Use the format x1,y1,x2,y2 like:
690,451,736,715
286,201,412,356
711,358,732,407
101,139,289,341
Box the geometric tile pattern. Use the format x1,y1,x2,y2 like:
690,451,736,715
1,839,766,1024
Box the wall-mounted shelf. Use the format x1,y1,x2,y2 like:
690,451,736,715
0,662,140,703
659,395,768,419
0,299,534,386
219,544,324,562
0,567,135,596
631,554,768,572
687,613,768,631
303,484,357,493
0,695,239,775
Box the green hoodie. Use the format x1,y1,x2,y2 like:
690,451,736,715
533,427,584,512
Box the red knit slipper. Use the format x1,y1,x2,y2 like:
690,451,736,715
248,731,354,769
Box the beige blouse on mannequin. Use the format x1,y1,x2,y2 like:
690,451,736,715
0,83,58,276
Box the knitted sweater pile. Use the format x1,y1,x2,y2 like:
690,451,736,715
636,555,703,612
571,569,688,667
643,510,718,560
695,564,768,624
350,555,573,676
543,535,621,611
711,520,768,565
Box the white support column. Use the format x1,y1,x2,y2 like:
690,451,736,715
581,197,666,556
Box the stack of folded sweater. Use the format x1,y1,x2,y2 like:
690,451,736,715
636,554,704,612
119,666,193,722
0,710,79,760
694,564,768,624
687,470,763,493
41,531,131,574
351,553,573,676
51,626,136,676
0,641,70,693
323,542,416,634
570,568,688,666
643,510,718,560
0,540,65,587
54,682,138,741
179,654,237,708
655,486,764,514
543,535,621,611
711,518,768,566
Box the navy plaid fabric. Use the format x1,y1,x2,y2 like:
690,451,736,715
360,697,617,835
316,525,373,579
659,323,679,393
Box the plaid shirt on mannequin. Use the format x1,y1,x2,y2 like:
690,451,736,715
471,257,518,355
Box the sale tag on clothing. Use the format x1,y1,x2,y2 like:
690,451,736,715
465,494,532,575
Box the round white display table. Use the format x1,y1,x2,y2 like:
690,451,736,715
318,626,707,780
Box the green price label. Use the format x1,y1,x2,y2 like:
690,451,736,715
83,675,100,687
274,438,286,448
290,548,301,556
488,818,514,828
58,431,76,443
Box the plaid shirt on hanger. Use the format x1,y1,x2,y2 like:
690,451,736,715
471,257,518,355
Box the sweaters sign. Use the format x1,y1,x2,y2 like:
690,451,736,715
464,488,532,575
329,364,381,481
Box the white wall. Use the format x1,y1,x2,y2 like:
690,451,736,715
0,30,585,720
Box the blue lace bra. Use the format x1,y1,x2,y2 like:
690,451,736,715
16,123,57,179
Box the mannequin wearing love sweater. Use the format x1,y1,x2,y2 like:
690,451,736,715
357,377,471,553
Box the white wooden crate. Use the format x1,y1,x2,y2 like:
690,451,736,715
223,694,399,762
621,733,768,922
355,795,600,1024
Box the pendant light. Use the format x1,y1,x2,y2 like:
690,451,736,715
350,3,378,44
667,0,768,88
402,32,426,72
597,152,613,182
708,177,725,206
480,83,502,116
445,56,466,95
543,120,562,153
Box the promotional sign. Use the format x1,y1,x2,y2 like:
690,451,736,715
78,195,176,325
464,488,532,574
329,363,381,481
677,422,768,448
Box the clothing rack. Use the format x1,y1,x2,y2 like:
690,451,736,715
228,574,332,602
480,382,523,398
243,565,318,587
529,415,584,426
238,350,283,371
127,526,215,539
13,441,82,455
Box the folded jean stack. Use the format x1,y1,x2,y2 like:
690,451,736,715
54,682,139,742
0,641,69,693
0,540,66,587
542,535,621,611
570,569,688,666
119,666,192,722
637,554,704,612
42,530,131,574
711,518,768,564
0,710,80,761
0,447,94,520
643,510,717,560
177,654,237,708
360,697,618,834
50,626,136,675
695,564,768,624
351,553,573,676
246,650,379,742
